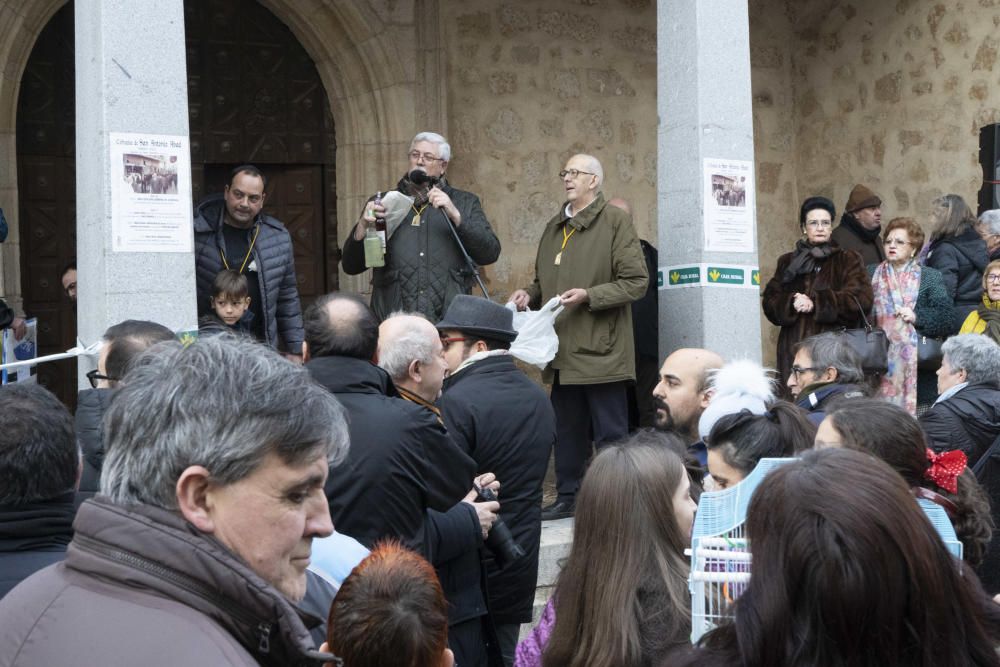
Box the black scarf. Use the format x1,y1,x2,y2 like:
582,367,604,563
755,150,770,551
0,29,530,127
397,174,449,208
781,239,835,284
0,492,75,552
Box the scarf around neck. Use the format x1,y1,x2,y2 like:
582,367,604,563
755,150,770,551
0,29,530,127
977,292,1000,343
0,492,75,551
781,239,835,284
397,174,449,208
872,260,921,413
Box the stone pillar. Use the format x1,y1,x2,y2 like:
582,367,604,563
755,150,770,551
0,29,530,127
75,0,197,383
657,0,762,362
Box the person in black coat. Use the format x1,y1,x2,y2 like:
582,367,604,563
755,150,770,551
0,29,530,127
0,384,78,598
920,334,1000,466
437,295,557,667
924,194,990,330
75,320,176,504
302,293,476,557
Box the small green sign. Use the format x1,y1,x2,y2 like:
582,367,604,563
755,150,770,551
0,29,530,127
751,270,761,286
707,266,745,285
668,267,701,285
657,270,664,288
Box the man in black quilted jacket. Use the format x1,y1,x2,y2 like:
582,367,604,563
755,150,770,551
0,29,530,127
193,165,304,356
342,132,501,322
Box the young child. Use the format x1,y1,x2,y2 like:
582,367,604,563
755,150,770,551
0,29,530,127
198,269,255,337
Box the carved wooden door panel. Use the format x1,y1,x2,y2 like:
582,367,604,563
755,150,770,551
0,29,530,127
16,5,78,408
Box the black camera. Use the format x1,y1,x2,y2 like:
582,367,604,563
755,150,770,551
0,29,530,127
475,484,525,569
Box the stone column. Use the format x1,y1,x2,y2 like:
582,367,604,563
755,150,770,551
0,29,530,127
657,0,762,362
75,0,197,383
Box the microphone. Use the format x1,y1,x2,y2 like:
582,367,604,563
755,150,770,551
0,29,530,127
408,169,439,186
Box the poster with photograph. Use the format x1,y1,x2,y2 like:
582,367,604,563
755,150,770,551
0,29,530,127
703,158,755,253
110,132,194,253
1,317,38,384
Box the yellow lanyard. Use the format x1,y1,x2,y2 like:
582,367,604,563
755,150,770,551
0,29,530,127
411,203,429,226
220,224,260,274
555,224,576,265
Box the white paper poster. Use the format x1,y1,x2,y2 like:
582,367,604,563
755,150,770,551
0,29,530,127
703,158,755,253
1,318,38,384
110,132,194,253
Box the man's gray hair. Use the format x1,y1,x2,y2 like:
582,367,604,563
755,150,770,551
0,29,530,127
411,132,451,162
794,332,865,385
941,333,1000,386
378,311,438,382
101,335,349,509
980,209,1000,236
577,153,604,187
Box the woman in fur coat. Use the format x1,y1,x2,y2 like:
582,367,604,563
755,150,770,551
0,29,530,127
763,196,874,399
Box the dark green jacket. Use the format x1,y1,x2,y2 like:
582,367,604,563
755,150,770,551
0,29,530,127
524,193,648,385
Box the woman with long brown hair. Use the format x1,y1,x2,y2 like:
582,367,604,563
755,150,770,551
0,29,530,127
515,439,696,667
670,448,1000,667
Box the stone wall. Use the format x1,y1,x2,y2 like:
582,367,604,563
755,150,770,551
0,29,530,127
749,0,998,364
440,0,658,301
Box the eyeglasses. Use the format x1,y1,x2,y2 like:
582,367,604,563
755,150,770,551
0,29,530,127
86,369,117,389
790,365,820,379
228,188,262,204
987,273,1000,284
804,219,832,228
440,336,466,350
559,169,595,179
408,151,445,163
883,238,911,246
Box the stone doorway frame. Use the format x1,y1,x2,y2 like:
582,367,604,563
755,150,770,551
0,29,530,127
0,0,445,304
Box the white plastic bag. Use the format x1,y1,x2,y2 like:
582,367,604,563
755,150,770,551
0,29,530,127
505,297,564,369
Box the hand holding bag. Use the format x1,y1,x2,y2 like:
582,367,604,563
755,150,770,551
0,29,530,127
506,297,565,369
841,294,889,374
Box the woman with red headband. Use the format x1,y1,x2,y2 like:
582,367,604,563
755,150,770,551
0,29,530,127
815,398,992,568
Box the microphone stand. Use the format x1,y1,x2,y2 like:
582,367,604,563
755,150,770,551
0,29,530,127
412,171,491,300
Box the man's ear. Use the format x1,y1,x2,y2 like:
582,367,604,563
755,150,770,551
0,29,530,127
408,358,422,383
176,466,217,533
820,366,838,384
700,387,715,410
302,340,311,363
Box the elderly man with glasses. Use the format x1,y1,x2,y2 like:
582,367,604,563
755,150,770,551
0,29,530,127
342,132,500,322
510,153,648,520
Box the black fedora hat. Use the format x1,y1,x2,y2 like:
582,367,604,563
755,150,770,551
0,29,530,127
436,295,519,343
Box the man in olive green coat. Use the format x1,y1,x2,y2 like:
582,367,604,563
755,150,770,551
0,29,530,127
512,154,648,519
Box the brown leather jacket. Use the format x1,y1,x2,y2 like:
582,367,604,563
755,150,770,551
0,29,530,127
0,497,331,667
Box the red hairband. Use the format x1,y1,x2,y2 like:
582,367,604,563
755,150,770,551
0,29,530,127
924,448,967,494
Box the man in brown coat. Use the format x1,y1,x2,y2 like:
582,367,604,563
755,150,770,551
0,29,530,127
512,153,648,520
832,183,886,266
0,336,348,666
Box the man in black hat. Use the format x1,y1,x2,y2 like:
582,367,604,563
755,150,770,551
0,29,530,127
832,183,885,266
437,295,557,666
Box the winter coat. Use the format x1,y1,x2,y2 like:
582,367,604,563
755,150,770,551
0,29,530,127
305,355,476,557
439,355,556,625
920,381,1000,466
925,228,990,331
0,493,75,599
0,497,328,667
0,299,13,330
796,382,867,426
832,215,885,267
341,180,500,322
762,245,873,395
198,311,256,338
75,388,114,501
522,192,649,385
193,194,304,353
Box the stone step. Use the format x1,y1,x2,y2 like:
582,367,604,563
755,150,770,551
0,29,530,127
518,517,573,640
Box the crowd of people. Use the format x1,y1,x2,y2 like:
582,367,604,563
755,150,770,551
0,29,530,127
3,135,1000,667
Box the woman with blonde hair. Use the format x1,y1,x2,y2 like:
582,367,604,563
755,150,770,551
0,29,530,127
959,260,1000,344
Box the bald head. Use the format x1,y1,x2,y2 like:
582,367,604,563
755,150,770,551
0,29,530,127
652,348,725,442
378,314,448,402
303,292,378,361
607,197,632,216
